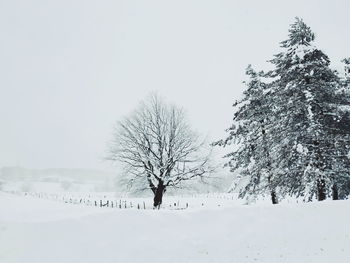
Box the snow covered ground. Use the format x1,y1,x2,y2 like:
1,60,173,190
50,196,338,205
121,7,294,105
0,192,349,263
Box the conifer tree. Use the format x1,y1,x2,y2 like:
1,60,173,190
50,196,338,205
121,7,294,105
267,17,342,201
216,18,350,202
342,58,350,85
213,65,278,204
330,58,350,199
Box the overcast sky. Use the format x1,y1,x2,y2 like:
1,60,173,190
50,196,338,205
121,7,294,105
0,0,349,170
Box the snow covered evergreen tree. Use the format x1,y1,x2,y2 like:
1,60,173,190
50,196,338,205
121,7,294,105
267,17,345,201
216,18,350,203
330,58,350,199
213,65,278,204
342,58,350,85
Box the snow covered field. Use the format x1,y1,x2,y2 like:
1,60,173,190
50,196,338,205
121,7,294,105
0,192,349,263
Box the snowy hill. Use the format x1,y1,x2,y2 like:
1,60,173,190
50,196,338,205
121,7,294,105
0,192,349,263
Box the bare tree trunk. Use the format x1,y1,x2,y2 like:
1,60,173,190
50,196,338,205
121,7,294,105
271,190,278,204
313,139,327,201
317,179,326,201
267,169,278,205
332,183,339,200
262,123,278,205
153,181,166,208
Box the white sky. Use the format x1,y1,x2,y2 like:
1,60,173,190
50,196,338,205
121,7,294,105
0,0,349,170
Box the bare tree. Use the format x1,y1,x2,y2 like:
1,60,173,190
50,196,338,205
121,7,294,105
108,94,214,208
